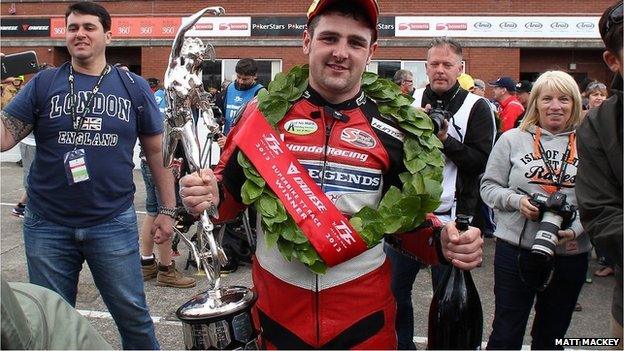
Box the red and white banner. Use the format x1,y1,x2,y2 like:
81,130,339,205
395,16,600,38
233,109,368,267
184,16,251,37
50,17,182,38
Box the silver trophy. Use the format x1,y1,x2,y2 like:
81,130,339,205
162,7,258,350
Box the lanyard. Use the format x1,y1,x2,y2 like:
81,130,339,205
531,128,576,191
68,64,110,145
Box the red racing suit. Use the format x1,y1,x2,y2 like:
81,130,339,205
214,86,444,349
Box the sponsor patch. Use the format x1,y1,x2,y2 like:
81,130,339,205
287,144,369,162
340,128,376,149
371,118,404,141
284,119,318,135
302,161,382,192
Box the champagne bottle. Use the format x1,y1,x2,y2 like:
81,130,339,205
427,215,483,350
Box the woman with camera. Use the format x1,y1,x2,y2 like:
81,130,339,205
480,70,590,349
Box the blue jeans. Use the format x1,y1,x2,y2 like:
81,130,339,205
385,243,423,350
141,159,181,216
140,160,160,215
487,240,587,350
23,206,159,350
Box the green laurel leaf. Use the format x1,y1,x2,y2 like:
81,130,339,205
238,65,443,273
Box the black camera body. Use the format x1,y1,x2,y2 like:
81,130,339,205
428,108,453,134
528,191,576,260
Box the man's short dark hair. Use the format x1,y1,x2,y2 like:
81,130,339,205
235,58,258,76
599,1,623,54
65,1,111,32
427,37,463,62
307,0,377,43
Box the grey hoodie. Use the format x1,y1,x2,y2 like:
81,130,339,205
480,126,590,255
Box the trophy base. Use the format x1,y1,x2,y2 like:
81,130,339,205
177,286,258,350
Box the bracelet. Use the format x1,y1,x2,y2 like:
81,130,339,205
157,206,178,219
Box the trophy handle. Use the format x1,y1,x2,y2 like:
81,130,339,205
174,227,202,270
198,211,227,290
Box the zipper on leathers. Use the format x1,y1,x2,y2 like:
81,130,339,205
319,108,335,191
315,107,337,347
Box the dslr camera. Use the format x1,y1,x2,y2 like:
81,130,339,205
428,108,453,134
528,191,576,260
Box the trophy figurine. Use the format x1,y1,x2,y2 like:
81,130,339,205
162,7,258,350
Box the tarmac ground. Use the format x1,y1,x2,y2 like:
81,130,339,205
0,161,618,349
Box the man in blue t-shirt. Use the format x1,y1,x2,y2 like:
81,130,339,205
0,2,175,349
216,58,265,147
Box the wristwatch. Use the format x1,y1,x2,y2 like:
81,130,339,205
157,206,178,219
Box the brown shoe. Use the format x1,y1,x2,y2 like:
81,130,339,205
157,261,196,288
141,260,158,281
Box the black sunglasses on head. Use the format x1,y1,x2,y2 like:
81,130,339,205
606,2,623,34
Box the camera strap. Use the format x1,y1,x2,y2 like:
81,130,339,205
531,128,576,193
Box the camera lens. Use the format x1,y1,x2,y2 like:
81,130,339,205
428,110,445,134
531,212,563,258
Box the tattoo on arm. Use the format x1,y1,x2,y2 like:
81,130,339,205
1,110,33,142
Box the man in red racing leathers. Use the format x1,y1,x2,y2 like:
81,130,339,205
179,0,483,349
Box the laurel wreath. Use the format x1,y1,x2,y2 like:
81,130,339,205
238,65,444,274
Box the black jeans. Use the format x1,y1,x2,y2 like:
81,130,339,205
487,240,587,350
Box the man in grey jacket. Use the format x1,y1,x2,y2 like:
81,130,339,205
576,0,623,340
